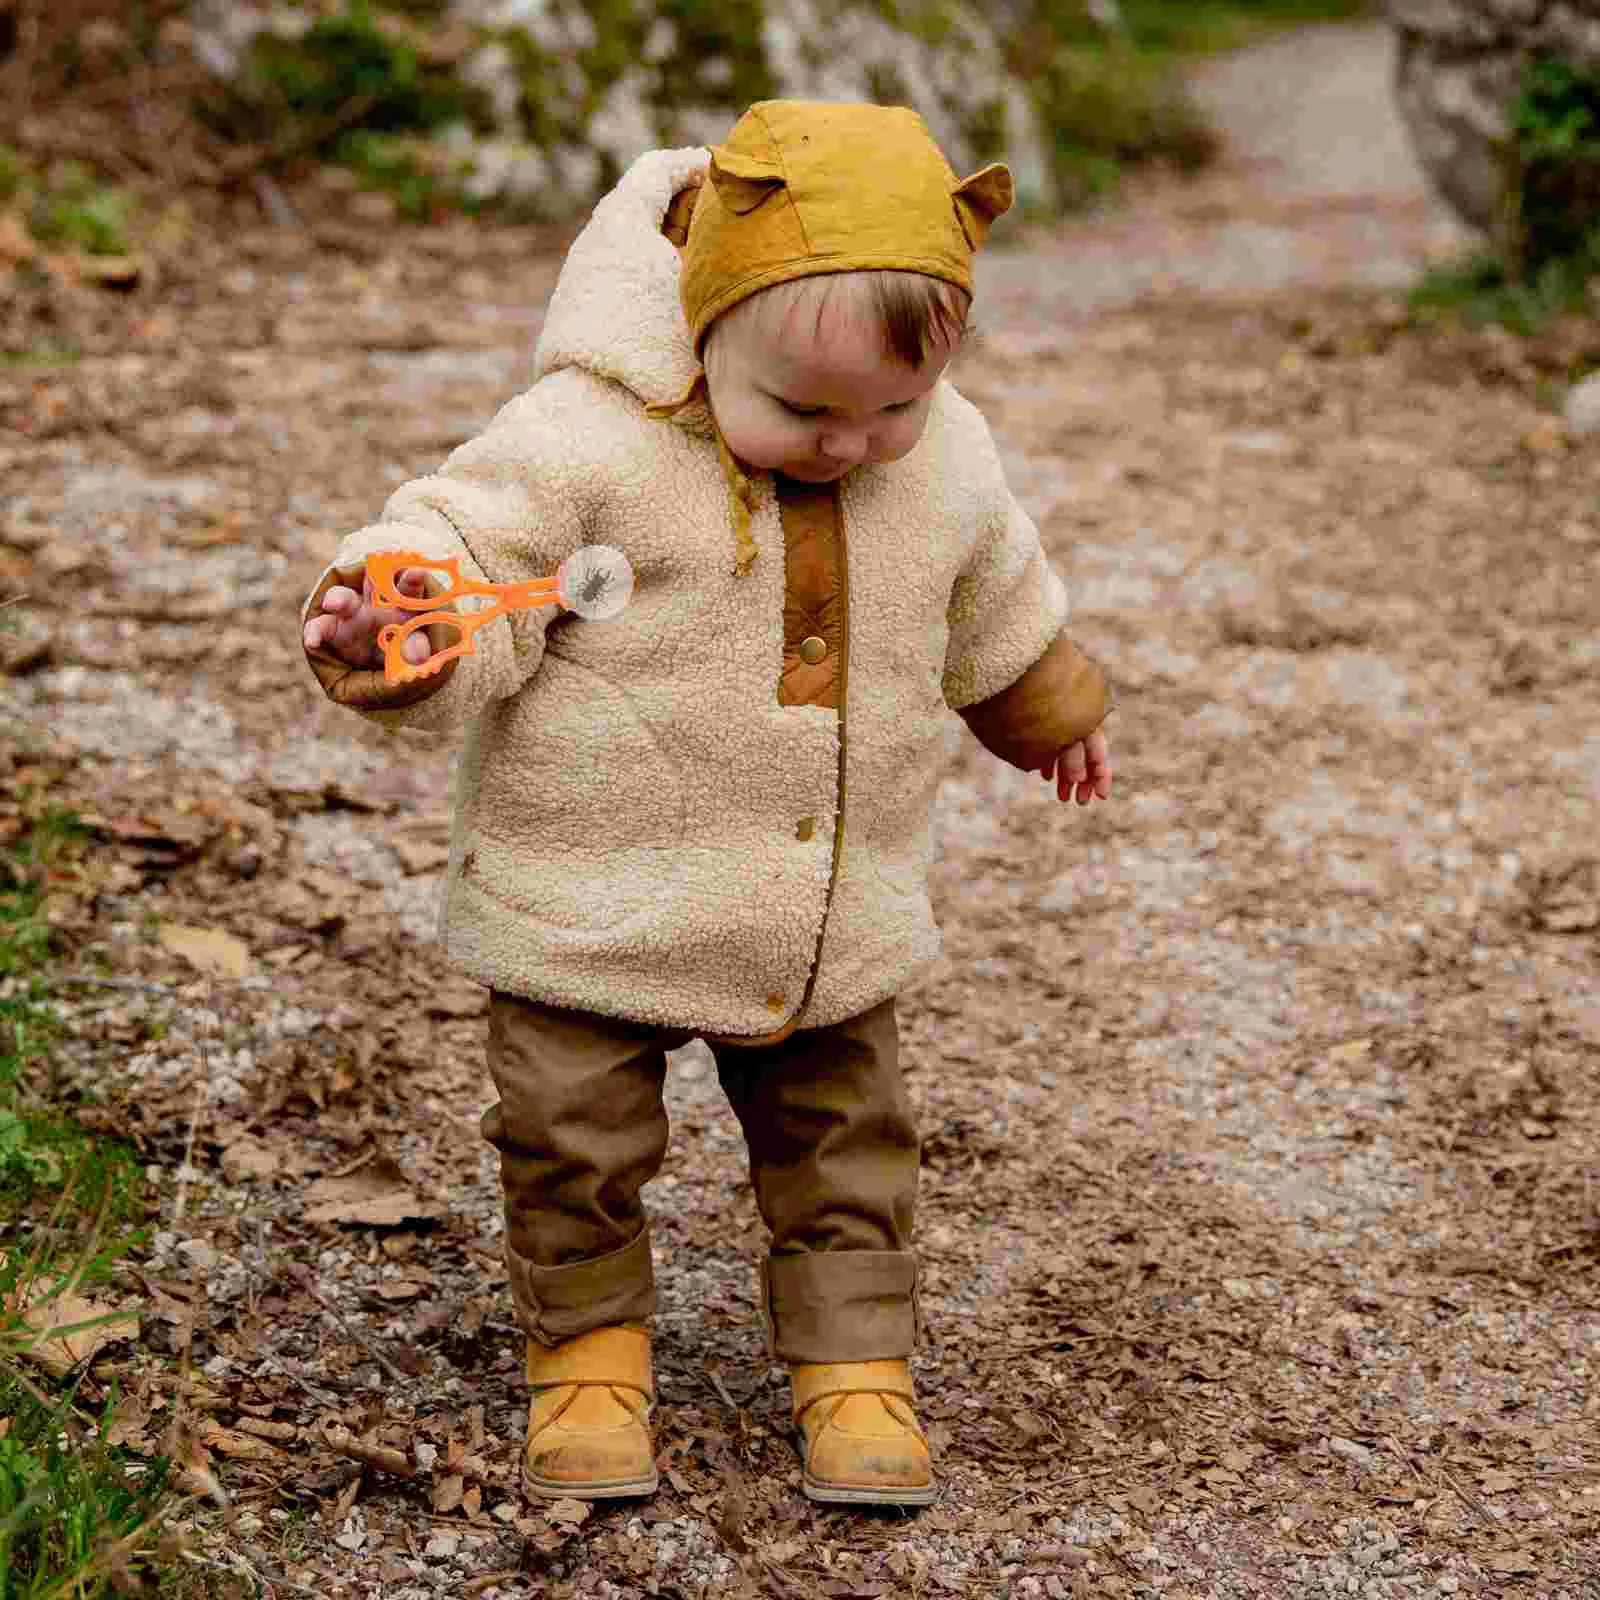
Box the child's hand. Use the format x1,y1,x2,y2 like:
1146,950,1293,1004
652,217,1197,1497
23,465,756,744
302,565,436,670
1038,728,1113,806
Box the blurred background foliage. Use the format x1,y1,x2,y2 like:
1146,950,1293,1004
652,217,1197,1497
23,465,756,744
0,0,1372,237
4,1,1594,327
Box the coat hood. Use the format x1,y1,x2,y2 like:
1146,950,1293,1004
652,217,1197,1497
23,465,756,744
533,146,712,424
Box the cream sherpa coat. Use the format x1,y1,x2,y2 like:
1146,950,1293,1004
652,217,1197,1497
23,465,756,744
302,145,1109,1045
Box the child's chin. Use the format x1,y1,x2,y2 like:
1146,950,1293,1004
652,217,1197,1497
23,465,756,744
781,462,850,483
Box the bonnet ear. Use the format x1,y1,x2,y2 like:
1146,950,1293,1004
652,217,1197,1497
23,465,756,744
707,147,787,215
952,163,1014,250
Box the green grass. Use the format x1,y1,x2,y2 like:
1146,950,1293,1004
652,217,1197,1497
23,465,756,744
1410,246,1599,336
1408,49,1600,334
0,810,195,1599
0,148,138,260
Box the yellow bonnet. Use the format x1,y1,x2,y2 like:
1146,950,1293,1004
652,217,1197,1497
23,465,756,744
651,100,1013,574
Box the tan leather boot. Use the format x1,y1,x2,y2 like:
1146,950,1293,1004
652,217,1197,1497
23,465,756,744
790,1359,936,1506
522,1323,658,1500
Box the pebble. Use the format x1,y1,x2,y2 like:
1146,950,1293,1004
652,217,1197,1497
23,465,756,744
1328,1435,1379,1471
424,1533,460,1560
1564,372,1600,436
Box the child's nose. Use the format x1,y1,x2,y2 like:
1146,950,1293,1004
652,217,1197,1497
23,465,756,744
818,422,869,463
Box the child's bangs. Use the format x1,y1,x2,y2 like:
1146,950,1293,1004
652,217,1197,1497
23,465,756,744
762,271,971,369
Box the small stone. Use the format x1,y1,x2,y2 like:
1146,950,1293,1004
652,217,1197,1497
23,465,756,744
1564,373,1600,437
1328,1435,1378,1471
424,1533,460,1560
177,1239,218,1271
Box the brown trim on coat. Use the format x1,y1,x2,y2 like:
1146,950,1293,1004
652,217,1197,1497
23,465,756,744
702,477,850,1048
303,564,461,710
957,628,1111,771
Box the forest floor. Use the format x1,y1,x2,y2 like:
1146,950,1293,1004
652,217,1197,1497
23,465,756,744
2,19,1598,1600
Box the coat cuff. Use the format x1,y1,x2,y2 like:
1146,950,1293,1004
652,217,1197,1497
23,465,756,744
302,564,460,711
957,629,1111,771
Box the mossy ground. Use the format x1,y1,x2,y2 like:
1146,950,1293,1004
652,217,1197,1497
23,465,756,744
0,809,191,1600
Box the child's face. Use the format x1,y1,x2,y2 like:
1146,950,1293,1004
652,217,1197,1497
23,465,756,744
703,282,958,484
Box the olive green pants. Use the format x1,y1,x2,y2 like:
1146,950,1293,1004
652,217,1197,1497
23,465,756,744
480,991,920,1364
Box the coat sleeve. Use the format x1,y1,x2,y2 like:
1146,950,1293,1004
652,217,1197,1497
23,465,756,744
940,410,1111,773
299,374,603,733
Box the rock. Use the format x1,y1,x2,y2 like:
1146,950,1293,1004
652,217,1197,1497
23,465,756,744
424,1533,460,1560
1327,1434,1379,1471
1564,371,1600,435
1387,0,1600,238
190,0,1064,221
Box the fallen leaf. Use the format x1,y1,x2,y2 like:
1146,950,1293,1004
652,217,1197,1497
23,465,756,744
388,834,450,875
425,980,486,1018
0,214,35,262
6,1278,140,1378
157,922,253,980
221,1137,281,1183
546,1498,590,1527
303,1156,443,1227
1329,1037,1373,1062
432,1474,464,1515
376,1279,428,1302
196,1420,283,1461
1487,1552,1538,1575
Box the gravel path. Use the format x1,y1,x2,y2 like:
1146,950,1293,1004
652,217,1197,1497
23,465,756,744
3,21,1595,1600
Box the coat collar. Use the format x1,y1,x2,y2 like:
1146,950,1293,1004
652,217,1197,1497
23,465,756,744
534,146,715,436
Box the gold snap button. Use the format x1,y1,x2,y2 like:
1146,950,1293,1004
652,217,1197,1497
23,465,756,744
796,816,815,841
798,635,827,665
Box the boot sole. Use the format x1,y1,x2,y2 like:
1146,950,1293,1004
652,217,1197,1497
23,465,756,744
522,1463,660,1501
802,1472,937,1507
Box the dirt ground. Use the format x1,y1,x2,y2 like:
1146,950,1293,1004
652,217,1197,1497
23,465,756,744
2,20,1597,1600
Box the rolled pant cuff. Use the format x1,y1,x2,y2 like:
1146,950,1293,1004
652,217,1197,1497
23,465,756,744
507,1228,655,1348
764,1250,919,1364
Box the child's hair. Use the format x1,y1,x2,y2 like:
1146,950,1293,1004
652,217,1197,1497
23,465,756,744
709,269,971,370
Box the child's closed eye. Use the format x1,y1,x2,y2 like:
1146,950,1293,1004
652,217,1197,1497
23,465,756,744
777,397,921,417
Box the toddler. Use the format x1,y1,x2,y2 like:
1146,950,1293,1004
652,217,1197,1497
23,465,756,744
302,100,1113,1508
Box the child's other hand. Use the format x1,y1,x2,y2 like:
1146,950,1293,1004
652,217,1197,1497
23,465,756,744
302,566,435,670
1038,729,1113,806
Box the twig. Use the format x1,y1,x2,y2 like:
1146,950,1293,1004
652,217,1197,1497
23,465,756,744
298,1277,410,1386
57,974,176,996
1435,1460,1492,1526
259,1353,346,1408
704,1368,743,1411
181,1544,322,1599
171,979,218,1228
464,1572,522,1597
322,1423,416,1479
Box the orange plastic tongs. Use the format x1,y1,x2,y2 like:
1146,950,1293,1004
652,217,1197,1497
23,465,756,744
368,544,634,686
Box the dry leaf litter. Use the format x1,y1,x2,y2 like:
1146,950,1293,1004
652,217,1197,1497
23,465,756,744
1,20,1596,1600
